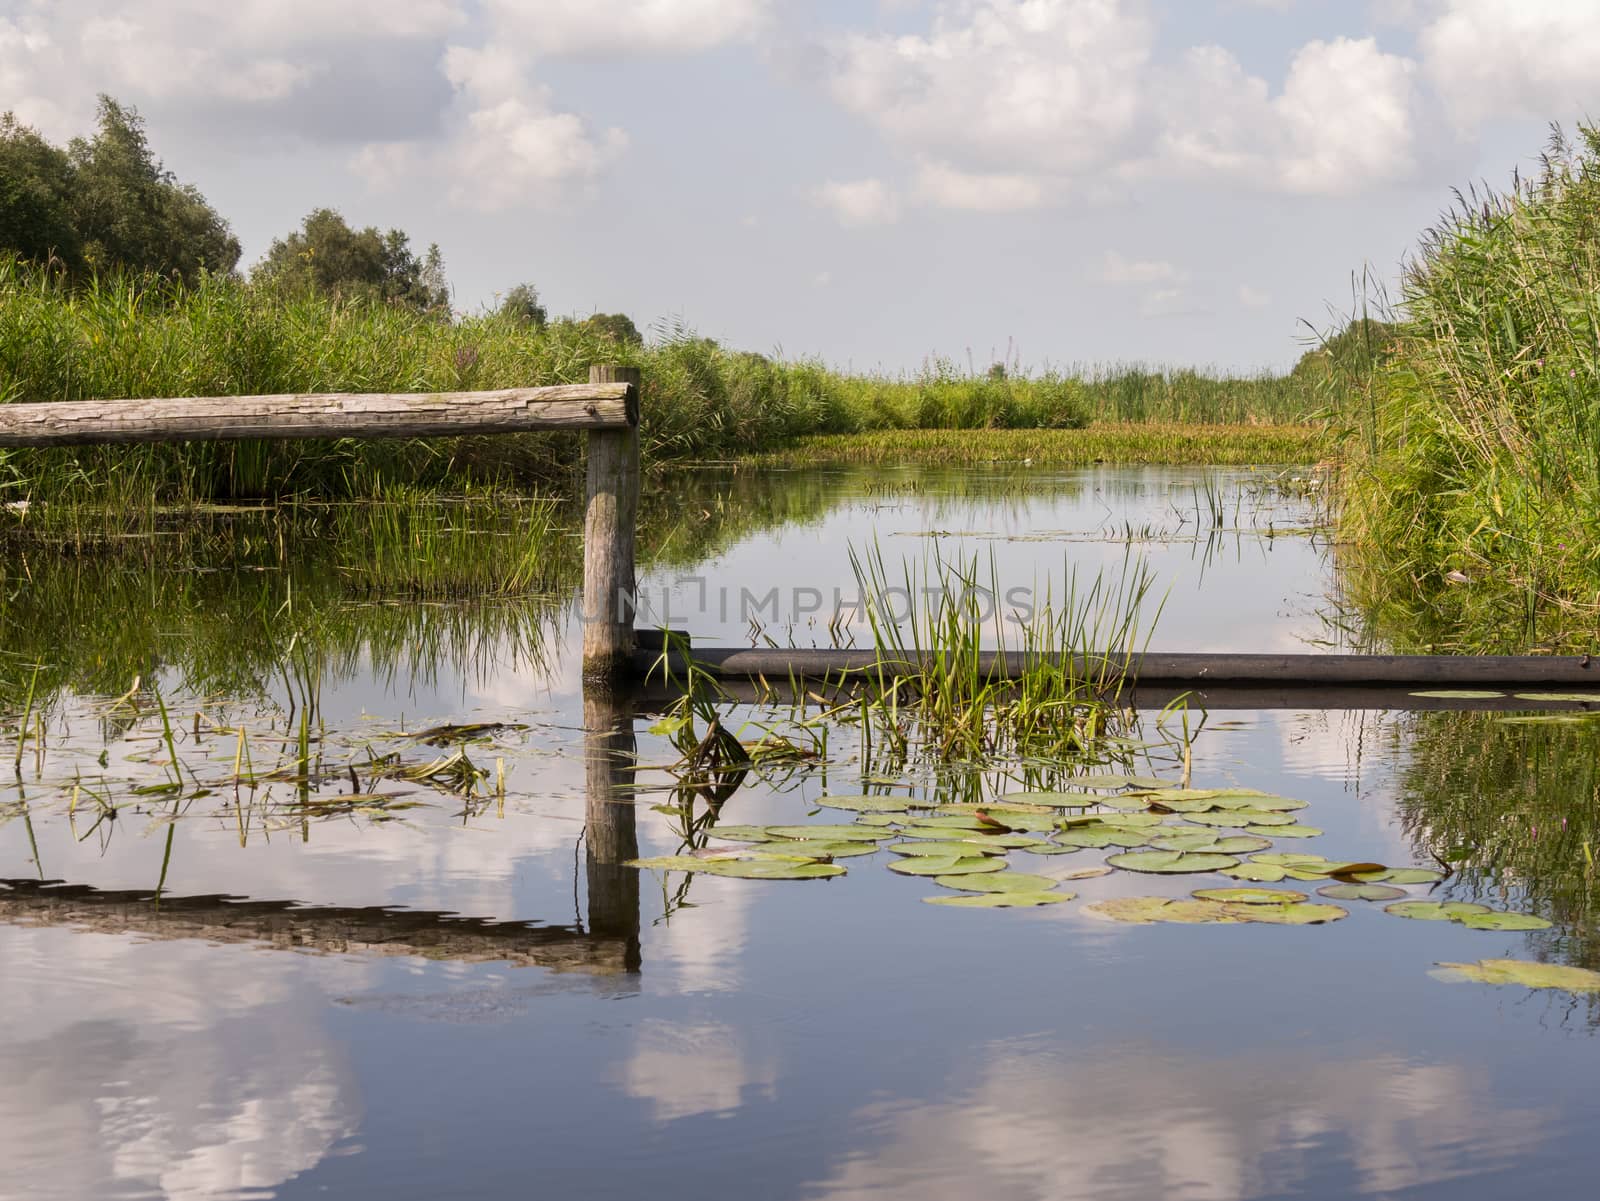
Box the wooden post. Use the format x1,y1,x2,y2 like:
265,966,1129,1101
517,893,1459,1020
583,365,641,680
584,691,641,972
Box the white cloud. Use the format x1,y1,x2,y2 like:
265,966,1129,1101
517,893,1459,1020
913,159,1046,211
826,0,1154,176
1239,284,1272,308
1100,251,1184,285
1418,0,1600,127
482,0,770,57
813,178,902,226
1274,38,1422,193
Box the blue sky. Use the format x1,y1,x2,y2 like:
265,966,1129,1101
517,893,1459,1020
3,1,1594,371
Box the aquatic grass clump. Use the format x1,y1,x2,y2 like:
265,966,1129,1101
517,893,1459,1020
846,544,1166,764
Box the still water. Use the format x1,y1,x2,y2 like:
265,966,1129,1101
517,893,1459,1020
2,465,1596,1201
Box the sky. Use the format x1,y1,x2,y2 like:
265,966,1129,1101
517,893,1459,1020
2,0,1597,372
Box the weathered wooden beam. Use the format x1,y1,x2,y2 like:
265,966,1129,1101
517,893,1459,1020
583,366,642,680
0,382,638,447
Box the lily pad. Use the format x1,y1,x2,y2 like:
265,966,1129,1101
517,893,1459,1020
1459,911,1553,932
764,825,893,842
1055,865,1115,880
816,795,915,813
763,841,879,859
1107,850,1240,874
939,801,1057,816
888,855,1007,877
933,871,1060,893
1356,867,1444,885
889,840,1006,858
626,856,845,880
852,814,902,827
1185,809,1297,827
1250,824,1322,839
1238,902,1348,925
1433,959,1600,990
1251,853,1328,866
1055,828,1150,849
1385,900,1492,921
1084,896,1248,924
1318,883,1408,901
703,826,781,843
925,892,1073,908
1513,693,1600,703
1410,690,1506,699
1192,887,1307,905
998,791,1098,809
1220,862,1287,883
1208,794,1309,812
958,832,1049,849
904,815,991,830
1148,830,1235,853
1017,843,1083,856
1063,773,1169,790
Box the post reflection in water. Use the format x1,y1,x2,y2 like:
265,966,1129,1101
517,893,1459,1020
584,686,643,974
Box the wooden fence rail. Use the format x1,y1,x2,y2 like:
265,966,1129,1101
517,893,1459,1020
0,366,643,680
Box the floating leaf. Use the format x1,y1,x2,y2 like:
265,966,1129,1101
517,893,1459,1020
1055,827,1150,849
1221,863,1287,882
1185,810,1296,827
905,815,990,830
1063,773,1168,790
1459,911,1553,932
1250,825,1323,839
1356,867,1444,885
1513,693,1600,703
925,892,1072,908
933,871,1060,894
764,825,892,842
1055,865,1115,880
1410,690,1506,699
629,856,718,872
1208,794,1309,812
816,795,915,813
765,840,879,859
999,791,1097,809
1497,714,1592,725
962,833,1049,848
1239,902,1348,925
1251,853,1327,866
1385,901,1491,921
627,856,845,880
1084,896,1247,924
888,856,1007,877
1290,861,1382,878
1193,887,1306,905
1107,850,1240,874
1017,843,1083,856
889,840,1006,857
1433,959,1600,990
940,801,1056,816
704,826,780,843
1318,883,1407,901
852,814,902,827
1148,831,1234,853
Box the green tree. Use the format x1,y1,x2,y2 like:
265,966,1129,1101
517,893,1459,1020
0,114,81,271
68,96,239,280
498,282,547,328
577,312,643,346
254,207,450,313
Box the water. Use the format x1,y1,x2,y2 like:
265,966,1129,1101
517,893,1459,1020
2,465,1596,1201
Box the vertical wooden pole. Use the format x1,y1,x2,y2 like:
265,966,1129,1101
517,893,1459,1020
584,691,641,972
583,364,641,680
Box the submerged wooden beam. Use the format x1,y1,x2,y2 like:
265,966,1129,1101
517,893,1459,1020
0,382,638,447
637,646,1600,689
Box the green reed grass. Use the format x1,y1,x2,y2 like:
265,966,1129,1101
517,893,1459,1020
1338,124,1600,651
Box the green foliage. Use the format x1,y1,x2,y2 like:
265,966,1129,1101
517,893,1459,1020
498,283,548,329
1340,123,1600,651
0,96,239,282
569,312,643,346
254,207,449,314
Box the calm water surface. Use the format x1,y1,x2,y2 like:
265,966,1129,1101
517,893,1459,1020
2,465,1596,1201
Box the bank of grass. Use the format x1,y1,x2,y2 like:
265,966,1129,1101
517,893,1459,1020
0,260,1322,509
1338,125,1600,652
750,423,1326,468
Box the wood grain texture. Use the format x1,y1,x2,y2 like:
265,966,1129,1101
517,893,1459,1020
0,382,637,447
582,366,642,679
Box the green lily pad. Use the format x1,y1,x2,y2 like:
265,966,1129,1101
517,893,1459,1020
932,871,1060,893
1192,887,1307,905
998,791,1098,809
924,891,1073,908
1107,850,1240,874
1513,693,1600,703
1083,896,1249,924
1056,865,1115,880
1385,901,1492,921
1148,830,1235,853
764,825,893,842
1237,902,1348,925
1433,959,1600,990
1459,911,1553,931
1250,824,1322,839
1497,714,1593,725
703,826,780,843
1410,690,1506,699
1251,853,1328,866
1063,773,1169,790
1317,883,1408,901
1184,809,1297,827
1135,787,1269,802
1095,794,1162,810
1356,867,1444,885
939,801,1056,816
1220,862,1287,883
1208,794,1309,812
888,856,1007,877
761,841,879,859
889,840,1006,858
1055,828,1150,849
852,814,903,827
626,856,846,880
1017,843,1083,856
1061,812,1166,828
816,795,916,813
904,815,991,830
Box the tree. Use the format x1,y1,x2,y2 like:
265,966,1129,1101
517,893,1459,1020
254,208,450,313
0,114,81,270
0,97,238,281
498,283,548,328
578,312,643,346
68,96,239,280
